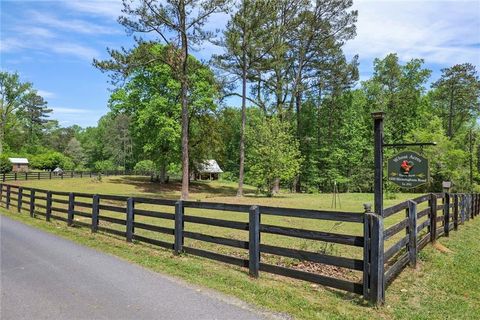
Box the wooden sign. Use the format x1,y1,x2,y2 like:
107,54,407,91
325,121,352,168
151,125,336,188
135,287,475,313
387,151,429,188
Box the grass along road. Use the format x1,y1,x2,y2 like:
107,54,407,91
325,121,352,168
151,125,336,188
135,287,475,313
2,207,479,320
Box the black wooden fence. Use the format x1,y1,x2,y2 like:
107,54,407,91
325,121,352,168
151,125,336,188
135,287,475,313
0,170,152,182
381,193,479,288
0,182,478,304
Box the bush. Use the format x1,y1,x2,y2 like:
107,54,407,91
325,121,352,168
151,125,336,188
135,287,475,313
93,160,116,173
30,151,74,171
0,155,12,173
134,160,156,174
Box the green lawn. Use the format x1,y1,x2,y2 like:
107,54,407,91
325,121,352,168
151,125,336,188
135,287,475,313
2,206,479,320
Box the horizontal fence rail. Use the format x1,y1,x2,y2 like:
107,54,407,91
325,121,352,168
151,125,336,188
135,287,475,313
1,181,477,305
0,170,167,182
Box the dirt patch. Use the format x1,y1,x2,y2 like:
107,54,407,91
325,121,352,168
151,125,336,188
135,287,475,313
433,242,453,254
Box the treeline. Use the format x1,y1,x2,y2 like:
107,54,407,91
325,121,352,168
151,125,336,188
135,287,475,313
1,0,479,197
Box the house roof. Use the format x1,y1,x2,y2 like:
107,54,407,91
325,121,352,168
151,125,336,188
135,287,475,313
9,158,29,164
197,160,223,173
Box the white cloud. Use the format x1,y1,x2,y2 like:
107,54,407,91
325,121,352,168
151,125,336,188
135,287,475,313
51,107,94,114
63,0,123,19
37,90,56,99
29,11,120,35
51,43,100,61
345,1,480,67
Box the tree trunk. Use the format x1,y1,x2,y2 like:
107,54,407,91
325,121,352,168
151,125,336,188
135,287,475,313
295,90,302,193
180,1,189,200
272,178,280,194
237,38,247,197
160,163,166,184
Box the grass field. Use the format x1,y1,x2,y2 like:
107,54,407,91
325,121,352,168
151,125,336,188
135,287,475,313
7,177,428,282
2,205,479,320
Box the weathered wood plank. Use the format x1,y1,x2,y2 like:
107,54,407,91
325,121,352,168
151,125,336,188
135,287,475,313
183,231,247,249
385,253,409,286
260,224,364,247
384,218,408,240
249,205,260,278
183,215,248,230
384,236,408,262
133,234,174,250
183,246,248,268
133,222,174,235
260,206,364,223
259,263,363,294
134,208,174,220
383,201,409,218
260,244,363,270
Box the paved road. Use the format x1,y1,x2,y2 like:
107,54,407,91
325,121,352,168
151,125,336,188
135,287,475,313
0,215,273,320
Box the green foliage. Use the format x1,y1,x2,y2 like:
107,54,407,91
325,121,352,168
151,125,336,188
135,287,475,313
246,117,302,196
94,160,117,173
0,155,12,173
134,160,156,173
30,152,74,171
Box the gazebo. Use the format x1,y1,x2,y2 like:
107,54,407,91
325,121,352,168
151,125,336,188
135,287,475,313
194,160,223,180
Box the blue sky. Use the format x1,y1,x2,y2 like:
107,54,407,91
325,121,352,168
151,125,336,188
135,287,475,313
1,0,479,128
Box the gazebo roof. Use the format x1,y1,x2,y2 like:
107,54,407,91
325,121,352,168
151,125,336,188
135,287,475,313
197,160,223,174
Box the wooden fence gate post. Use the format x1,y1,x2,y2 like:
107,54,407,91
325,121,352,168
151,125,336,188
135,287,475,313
92,195,100,232
17,187,23,213
460,194,466,224
407,200,417,267
67,193,75,226
126,198,135,242
174,200,184,254
363,206,384,304
46,191,52,222
249,205,260,278
29,190,35,217
444,193,450,237
429,194,437,242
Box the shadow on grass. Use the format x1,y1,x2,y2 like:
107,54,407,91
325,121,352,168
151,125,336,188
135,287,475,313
108,176,274,200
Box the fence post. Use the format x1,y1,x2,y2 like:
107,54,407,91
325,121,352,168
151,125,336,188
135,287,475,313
80,172,83,178
38,172,40,180
49,171,52,179
67,192,75,226
363,204,384,304
25,172,28,180
429,193,437,242
471,194,475,219
407,201,418,267
174,200,184,254
126,198,134,242
453,194,459,230
249,205,260,278
14,172,17,180
46,191,52,222
460,194,465,224
29,189,36,217
444,193,450,236
6,185,11,209
2,173,5,181
17,187,23,213
92,195,100,232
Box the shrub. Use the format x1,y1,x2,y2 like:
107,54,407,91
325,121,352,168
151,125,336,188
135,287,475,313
134,160,156,174
0,155,13,173
93,160,116,173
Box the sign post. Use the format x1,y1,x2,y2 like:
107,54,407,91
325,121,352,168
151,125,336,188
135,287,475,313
373,112,385,217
